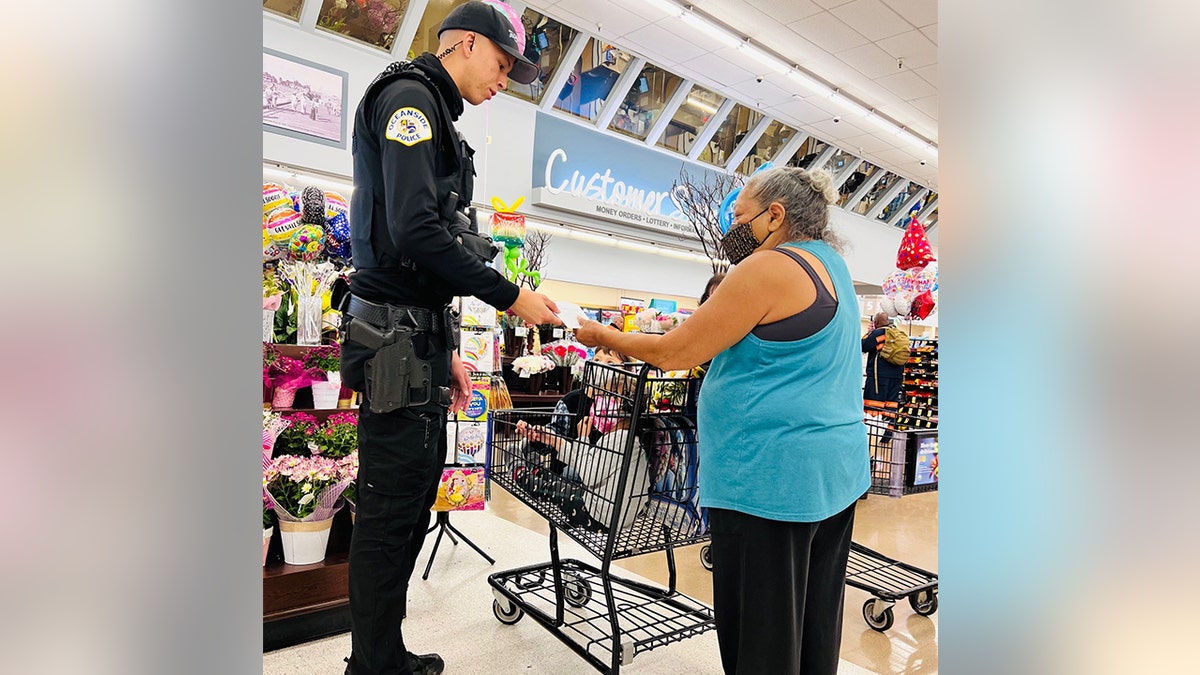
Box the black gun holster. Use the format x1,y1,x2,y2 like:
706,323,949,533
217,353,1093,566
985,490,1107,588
353,321,433,413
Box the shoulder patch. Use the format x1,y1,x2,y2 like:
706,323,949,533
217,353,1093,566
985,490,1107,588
384,107,433,146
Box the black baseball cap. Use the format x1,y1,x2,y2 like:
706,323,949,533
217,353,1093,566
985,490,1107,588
439,1,540,84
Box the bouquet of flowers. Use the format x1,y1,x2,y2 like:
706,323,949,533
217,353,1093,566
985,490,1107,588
264,454,352,522
338,451,359,509
314,411,357,458
512,354,555,377
266,352,316,392
634,308,687,334
264,267,284,310
263,410,291,461
263,493,273,530
276,412,320,457
541,339,589,375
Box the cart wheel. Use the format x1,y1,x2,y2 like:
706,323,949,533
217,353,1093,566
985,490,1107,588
562,571,592,607
493,598,524,625
908,590,938,616
862,599,894,632
700,545,713,571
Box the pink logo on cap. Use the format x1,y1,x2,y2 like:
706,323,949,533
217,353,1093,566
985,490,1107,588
482,0,525,51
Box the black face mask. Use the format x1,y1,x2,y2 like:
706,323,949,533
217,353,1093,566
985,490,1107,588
720,207,769,265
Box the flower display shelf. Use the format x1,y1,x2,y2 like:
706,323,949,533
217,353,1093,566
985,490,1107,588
263,502,355,650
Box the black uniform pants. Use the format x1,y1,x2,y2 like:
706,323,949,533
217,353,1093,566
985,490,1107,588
709,502,856,675
343,329,450,675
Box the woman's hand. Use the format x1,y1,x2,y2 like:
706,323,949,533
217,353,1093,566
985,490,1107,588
574,318,609,347
449,351,472,413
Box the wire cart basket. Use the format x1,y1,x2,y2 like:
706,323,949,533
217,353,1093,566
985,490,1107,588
487,361,714,673
851,404,939,631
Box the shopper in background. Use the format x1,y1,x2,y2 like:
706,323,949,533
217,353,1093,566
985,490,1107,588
576,166,869,675
863,311,905,411
339,3,560,674
548,346,628,443
699,272,726,306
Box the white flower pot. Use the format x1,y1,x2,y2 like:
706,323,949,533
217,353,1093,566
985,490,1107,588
311,381,340,409
326,371,342,388
278,518,334,565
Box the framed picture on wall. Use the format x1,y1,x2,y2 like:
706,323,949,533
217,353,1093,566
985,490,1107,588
262,48,348,148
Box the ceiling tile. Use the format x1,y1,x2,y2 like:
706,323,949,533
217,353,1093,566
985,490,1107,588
911,95,937,119
623,24,710,64
880,0,938,28
840,132,901,155
871,146,923,166
876,30,938,69
830,0,910,42
769,96,837,124
734,78,796,107
920,22,937,44
915,63,936,86
681,48,758,88
756,24,828,66
838,43,904,79
808,115,873,139
812,0,856,8
609,0,680,21
789,12,870,53
876,70,935,101
744,0,824,23
552,0,647,37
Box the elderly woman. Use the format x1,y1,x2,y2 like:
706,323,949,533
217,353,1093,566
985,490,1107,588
575,167,869,675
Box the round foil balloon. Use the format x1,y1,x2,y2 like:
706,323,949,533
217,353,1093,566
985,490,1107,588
301,186,326,225
267,207,303,244
894,296,912,317
325,191,348,220
263,183,291,220
881,271,904,297
263,229,284,261
326,238,350,259
326,212,350,243
879,296,896,317
288,224,325,262
287,188,301,215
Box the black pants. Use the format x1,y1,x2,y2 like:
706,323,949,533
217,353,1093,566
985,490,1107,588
344,328,450,675
709,503,857,675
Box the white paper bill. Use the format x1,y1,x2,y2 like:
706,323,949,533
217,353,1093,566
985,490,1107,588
554,301,587,330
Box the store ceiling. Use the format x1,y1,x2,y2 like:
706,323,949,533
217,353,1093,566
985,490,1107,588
530,0,938,189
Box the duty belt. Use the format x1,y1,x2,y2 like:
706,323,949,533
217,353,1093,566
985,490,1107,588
346,296,442,334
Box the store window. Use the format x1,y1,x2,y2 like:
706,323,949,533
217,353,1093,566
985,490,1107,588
264,0,305,21
316,0,409,52
658,85,724,156
736,120,796,176
405,0,469,59
852,170,900,215
837,161,878,207
700,103,763,167
607,63,683,141
503,9,579,104
552,39,636,123
925,207,938,228
879,182,924,223
786,137,827,169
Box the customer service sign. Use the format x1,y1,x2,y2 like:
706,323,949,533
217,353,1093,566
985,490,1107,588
530,112,724,239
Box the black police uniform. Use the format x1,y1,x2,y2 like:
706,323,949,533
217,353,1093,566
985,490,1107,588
341,53,520,675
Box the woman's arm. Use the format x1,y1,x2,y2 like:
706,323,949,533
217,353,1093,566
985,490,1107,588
575,251,798,370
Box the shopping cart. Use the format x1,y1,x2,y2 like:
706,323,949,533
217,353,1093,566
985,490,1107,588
851,405,939,631
487,362,713,674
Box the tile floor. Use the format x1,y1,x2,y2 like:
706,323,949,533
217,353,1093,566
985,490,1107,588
488,489,939,674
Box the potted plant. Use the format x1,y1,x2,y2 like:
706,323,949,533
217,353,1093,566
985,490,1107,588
511,354,555,395
264,454,351,565
275,412,319,457
267,353,314,409
314,412,357,459
304,344,342,409
262,497,273,567
264,267,284,343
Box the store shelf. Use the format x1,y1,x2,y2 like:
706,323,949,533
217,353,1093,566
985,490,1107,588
263,507,354,622
271,407,359,423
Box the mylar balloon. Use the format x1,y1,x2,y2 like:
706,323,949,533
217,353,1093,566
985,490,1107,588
288,224,325,262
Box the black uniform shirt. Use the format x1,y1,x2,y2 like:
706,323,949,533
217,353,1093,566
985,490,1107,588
348,53,520,312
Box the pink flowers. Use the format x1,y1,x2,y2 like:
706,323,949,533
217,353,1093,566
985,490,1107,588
264,453,354,520
541,340,589,367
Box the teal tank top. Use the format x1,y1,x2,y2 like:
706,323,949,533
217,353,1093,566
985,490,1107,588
697,240,870,522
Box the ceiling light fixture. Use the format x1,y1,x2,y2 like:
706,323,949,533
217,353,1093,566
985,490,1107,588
641,0,686,18
741,42,791,75
680,10,743,50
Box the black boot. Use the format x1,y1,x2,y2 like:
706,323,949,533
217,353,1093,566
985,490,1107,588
408,652,445,675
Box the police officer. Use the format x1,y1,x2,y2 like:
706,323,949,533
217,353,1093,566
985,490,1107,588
341,3,560,674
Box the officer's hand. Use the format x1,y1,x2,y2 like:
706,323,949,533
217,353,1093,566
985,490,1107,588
449,351,472,414
509,288,562,326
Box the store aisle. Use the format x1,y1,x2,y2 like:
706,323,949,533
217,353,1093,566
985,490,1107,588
263,492,935,674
